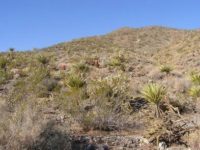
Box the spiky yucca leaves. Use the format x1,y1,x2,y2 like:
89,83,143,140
141,83,166,118
189,86,200,98
73,62,89,73
66,74,86,90
160,65,172,74
190,72,200,85
37,55,49,65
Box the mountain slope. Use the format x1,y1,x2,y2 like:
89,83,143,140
1,26,200,149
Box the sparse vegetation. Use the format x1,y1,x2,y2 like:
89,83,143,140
1,27,200,149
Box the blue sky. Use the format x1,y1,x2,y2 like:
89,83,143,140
1,0,200,51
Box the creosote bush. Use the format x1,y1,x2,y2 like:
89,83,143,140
141,83,166,118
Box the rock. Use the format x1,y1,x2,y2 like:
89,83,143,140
129,97,148,112
86,144,97,150
57,63,67,70
10,68,20,74
159,142,167,150
84,104,95,111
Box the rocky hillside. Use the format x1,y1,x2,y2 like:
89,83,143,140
0,26,200,150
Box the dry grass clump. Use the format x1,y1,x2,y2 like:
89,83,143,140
188,130,200,150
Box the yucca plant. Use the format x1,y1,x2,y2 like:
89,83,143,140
189,86,200,98
160,65,172,74
190,72,200,85
74,62,89,73
141,83,166,118
37,55,49,65
66,75,86,89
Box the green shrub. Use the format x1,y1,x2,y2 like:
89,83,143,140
108,54,126,71
0,70,12,85
66,74,85,89
108,58,122,66
36,78,59,97
0,57,8,70
141,83,166,118
160,65,172,74
189,86,200,98
73,62,89,73
190,72,200,85
89,74,130,111
37,55,49,65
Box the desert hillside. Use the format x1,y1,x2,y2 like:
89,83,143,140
1,26,200,150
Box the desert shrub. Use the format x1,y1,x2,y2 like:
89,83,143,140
66,74,86,90
0,70,13,85
0,102,48,150
0,56,8,71
55,73,88,113
160,65,172,74
189,86,200,98
37,55,49,65
83,74,131,130
6,80,27,111
108,57,122,66
41,78,58,91
36,78,59,97
73,62,89,73
108,54,125,66
141,83,166,118
31,67,51,97
30,67,50,86
190,72,200,85
107,54,126,71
